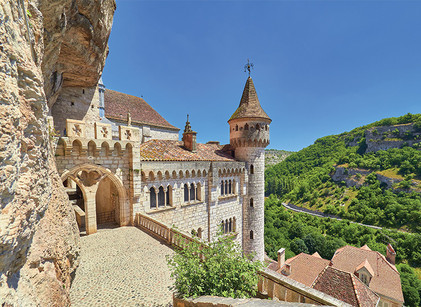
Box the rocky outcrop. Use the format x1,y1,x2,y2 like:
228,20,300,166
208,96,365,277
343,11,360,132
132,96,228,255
0,0,115,305
331,167,371,188
39,0,116,108
365,123,421,153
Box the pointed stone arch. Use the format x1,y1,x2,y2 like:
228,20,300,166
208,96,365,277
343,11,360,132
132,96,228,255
61,163,129,234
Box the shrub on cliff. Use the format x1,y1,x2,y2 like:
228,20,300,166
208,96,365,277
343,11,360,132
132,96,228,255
166,231,262,299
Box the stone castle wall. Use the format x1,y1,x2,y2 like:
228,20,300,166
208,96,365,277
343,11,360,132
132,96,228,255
51,86,101,137
139,161,245,245
235,147,265,261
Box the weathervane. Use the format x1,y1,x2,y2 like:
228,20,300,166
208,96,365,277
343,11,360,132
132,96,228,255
244,59,254,76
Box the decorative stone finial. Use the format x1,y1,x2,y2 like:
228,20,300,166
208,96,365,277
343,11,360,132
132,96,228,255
127,111,132,126
184,114,192,133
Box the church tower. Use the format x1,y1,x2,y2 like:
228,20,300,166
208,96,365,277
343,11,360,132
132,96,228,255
228,76,271,261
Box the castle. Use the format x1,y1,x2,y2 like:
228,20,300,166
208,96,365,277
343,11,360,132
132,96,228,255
51,75,271,261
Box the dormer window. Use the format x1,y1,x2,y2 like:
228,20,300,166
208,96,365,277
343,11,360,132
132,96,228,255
360,273,368,285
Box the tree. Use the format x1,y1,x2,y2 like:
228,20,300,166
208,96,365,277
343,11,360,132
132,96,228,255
290,238,308,255
166,231,262,299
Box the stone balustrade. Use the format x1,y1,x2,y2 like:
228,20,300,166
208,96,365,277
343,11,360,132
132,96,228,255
134,213,350,306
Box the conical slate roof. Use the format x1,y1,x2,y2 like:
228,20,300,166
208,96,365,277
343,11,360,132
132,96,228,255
229,77,271,122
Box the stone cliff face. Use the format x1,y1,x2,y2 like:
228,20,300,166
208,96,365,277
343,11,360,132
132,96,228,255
0,0,115,305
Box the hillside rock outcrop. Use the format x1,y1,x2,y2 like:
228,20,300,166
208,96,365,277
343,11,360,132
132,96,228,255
0,0,115,305
365,123,421,153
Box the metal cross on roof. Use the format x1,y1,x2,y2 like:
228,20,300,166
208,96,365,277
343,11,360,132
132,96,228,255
244,59,254,76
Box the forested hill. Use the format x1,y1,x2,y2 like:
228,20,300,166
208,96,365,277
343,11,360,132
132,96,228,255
265,113,421,232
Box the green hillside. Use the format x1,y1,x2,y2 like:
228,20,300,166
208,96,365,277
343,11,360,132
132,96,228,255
265,113,421,232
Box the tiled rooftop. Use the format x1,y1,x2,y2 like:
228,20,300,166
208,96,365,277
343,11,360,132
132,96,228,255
276,253,330,287
312,266,379,307
139,140,236,162
229,77,271,122
331,245,404,303
104,89,179,130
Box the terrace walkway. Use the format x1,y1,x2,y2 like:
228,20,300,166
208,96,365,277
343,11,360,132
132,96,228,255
70,225,174,306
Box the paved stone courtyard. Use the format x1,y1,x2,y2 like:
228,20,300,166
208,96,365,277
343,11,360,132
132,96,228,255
70,225,174,306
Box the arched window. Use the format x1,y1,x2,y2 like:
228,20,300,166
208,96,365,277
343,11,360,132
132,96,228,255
221,221,224,233
184,184,189,202
225,180,228,195
228,180,232,194
229,218,232,232
221,181,224,195
232,180,236,194
250,164,254,174
196,182,202,201
225,219,229,234
150,187,156,208
250,230,254,240
250,198,254,207
244,123,249,130
190,183,195,201
233,217,236,232
256,124,260,130
166,186,172,206
265,125,268,131
235,125,238,131
158,186,165,207
88,141,96,157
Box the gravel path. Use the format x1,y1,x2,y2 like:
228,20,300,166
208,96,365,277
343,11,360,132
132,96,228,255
70,225,174,306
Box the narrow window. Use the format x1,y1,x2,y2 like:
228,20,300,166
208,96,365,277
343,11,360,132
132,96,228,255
158,186,165,207
190,183,195,201
184,184,189,202
150,187,156,208
235,125,238,131
250,230,254,240
196,183,201,201
166,186,171,206
244,123,249,130
225,180,228,195
233,217,236,232
250,198,254,207
221,221,224,232
197,228,202,239
256,124,260,130
250,164,254,174
229,180,232,194
221,181,224,195
229,218,232,232
225,219,229,234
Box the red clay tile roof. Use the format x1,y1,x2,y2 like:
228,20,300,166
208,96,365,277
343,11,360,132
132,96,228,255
331,245,404,303
277,253,330,287
228,77,271,122
312,266,379,307
138,140,236,162
104,89,179,131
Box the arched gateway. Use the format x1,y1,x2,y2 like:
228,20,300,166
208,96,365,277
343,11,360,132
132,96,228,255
61,163,129,235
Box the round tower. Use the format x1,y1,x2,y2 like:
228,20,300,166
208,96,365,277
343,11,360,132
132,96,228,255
228,76,271,262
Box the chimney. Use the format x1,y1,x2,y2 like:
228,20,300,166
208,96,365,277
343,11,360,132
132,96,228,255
386,243,396,265
182,114,197,152
284,263,291,276
277,248,285,270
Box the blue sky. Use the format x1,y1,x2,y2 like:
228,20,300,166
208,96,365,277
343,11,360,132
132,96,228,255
103,0,421,151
